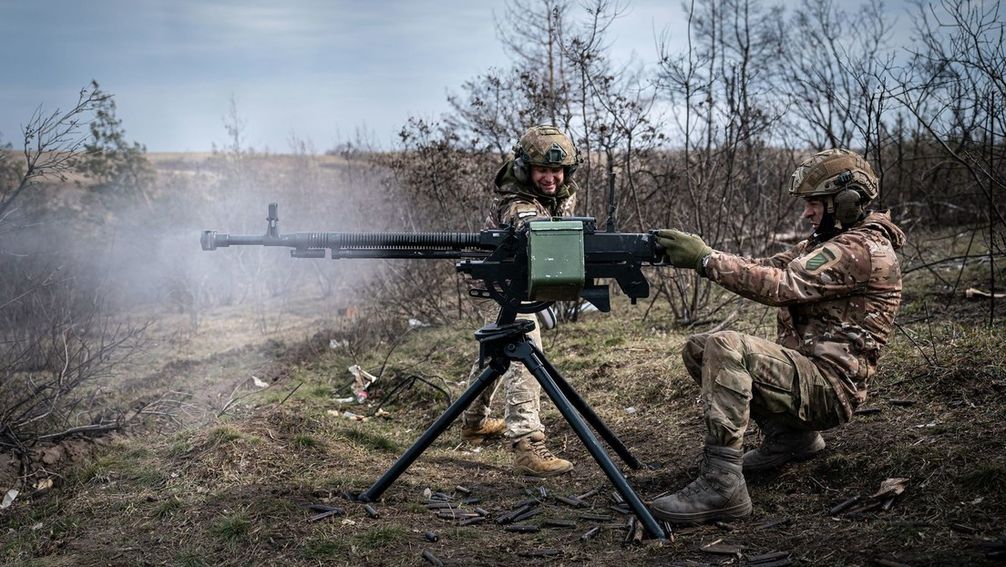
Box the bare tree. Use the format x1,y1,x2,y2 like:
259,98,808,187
0,84,145,485
887,0,1006,324
0,85,107,223
655,0,793,324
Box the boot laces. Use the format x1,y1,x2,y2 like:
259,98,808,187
679,477,710,497
529,437,556,460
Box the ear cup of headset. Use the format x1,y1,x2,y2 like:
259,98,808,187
512,144,528,183
833,188,863,225
564,147,582,179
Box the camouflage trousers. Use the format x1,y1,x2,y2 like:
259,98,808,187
462,312,543,439
683,331,849,450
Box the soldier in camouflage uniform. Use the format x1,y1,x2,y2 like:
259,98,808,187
650,149,906,523
460,125,580,477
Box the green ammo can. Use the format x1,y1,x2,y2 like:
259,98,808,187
527,219,585,301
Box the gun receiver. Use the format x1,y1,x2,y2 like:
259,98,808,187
202,203,666,313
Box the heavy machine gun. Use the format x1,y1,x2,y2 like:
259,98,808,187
201,204,661,314
202,203,670,539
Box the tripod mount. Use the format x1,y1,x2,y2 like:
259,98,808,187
358,308,667,540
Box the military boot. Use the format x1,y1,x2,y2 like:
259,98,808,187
512,432,573,477
651,446,752,524
460,418,506,445
743,419,825,473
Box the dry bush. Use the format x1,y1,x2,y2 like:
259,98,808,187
0,84,153,484
0,253,144,478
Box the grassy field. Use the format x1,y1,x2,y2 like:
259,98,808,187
2,230,1004,566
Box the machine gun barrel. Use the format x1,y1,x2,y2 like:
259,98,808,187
201,203,501,259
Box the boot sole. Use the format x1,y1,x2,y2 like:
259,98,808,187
461,431,506,445
516,464,574,478
650,500,753,524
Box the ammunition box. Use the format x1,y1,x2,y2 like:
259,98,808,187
527,220,585,301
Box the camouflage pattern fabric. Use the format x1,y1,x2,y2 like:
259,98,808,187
683,331,847,449
462,159,578,438
691,211,905,445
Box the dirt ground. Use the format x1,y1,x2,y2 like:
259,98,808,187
2,260,1005,566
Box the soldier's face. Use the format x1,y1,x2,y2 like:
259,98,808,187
802,198,826,229
531,166,564,195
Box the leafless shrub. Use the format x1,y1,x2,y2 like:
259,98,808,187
0,84,146,483
0,253,144,479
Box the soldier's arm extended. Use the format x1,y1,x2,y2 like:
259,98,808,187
703,234,874,307
749,243,805,269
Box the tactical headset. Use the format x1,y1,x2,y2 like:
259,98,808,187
830,170,867,226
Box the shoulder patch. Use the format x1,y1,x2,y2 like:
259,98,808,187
802,245,841,273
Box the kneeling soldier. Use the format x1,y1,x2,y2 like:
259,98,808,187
651,149,905,523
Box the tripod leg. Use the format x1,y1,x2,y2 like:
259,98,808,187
509,342,667,540
358,362,505,503
530,343,643,469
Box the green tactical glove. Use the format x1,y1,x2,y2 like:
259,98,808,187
654,229,713,271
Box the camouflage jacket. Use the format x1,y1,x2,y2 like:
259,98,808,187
486,160,578,229
703,211,906,417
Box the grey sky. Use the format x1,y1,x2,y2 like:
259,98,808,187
0,0,680,152
1,0,914,153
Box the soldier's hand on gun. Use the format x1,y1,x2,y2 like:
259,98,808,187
654,229,712,271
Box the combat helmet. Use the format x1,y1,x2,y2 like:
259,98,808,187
512,125,582,184
790,148,879,226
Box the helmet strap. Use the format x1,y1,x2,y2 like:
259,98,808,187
811,205,842,244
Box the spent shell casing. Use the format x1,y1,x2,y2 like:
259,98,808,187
543,519,577,528
363,504,379,518
454,485,471,495
497,504,532,524
511,508,542,523
580,526,601,541
308,504,340,513
623,517,637,544
423,531,439,542
421,549,444,566
555,495,587,508
828,495,861,515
